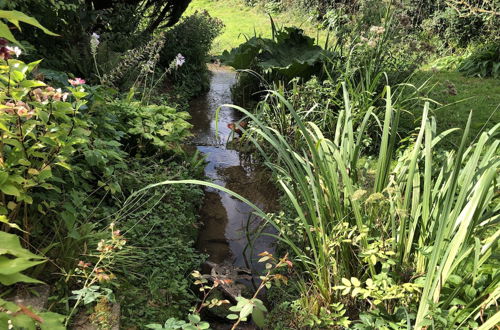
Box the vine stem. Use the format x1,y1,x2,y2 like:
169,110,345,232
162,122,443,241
64,254,105,326
230,270,271,330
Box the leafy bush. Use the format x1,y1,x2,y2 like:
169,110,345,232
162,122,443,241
421,4,499,49
6,0,193,80
160,11,224,99
0,6,208,328
222,24,325,106
108,101,192,155
222,25,324,81
459,41,500,78
0,58,89,242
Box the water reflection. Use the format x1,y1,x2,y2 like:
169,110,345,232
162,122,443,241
190,65,278,273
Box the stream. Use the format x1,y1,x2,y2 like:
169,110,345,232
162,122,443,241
188,65,278,283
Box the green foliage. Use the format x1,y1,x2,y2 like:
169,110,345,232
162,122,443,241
196,84,498,328
0,230,65,329
459,41,500,78
222,25,324,80
146,314,210,330
0,9,56,46
0,298,65,330
0,230,45,285
0,58,88,231
115,159,205,327
109,101,192,154
160,11,224,99
7,0,193,80
422,5,499,49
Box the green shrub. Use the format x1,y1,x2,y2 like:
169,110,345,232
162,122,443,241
459,41,500,78
222,24,326,106
0,231,66,328
0,58,89,241
222,25,324,81
6,0,192,80
160,11,224,99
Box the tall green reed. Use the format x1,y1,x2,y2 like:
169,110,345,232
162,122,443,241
133,85,499,327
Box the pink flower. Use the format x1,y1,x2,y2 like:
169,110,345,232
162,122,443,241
68,78,86,86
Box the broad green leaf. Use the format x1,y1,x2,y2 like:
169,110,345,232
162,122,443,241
0,272,43,285
0,231,44,259
240,303,253,319
11,314,36,330
0,215,24,232
38,312,66,330
19,80,46,88
0,172,8,185
0,256,45,275
0,184,20,197
252,306,266,328
0,21,18,45
0,10,58,36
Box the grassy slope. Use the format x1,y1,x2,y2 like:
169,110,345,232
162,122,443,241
409,70,500,147
185,0,325,55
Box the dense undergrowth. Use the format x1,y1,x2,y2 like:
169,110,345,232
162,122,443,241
1,0,499,329
0,3,219,329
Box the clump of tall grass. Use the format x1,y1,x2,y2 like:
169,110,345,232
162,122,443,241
138,84,499,327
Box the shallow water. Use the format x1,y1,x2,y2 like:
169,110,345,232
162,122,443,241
188,65,278,273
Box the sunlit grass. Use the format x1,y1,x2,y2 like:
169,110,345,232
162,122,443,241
185,0,326,55
406,70,500,147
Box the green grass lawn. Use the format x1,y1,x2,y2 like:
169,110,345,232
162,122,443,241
409,70,500,148
185,0,326,55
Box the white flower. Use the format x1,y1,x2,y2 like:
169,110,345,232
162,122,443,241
91,32,100,44
369,26,385,35
175,53,185,67
7,46,22,57
90,32,100,55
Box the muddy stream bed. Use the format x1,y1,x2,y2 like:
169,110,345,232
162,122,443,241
187,65,279,317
